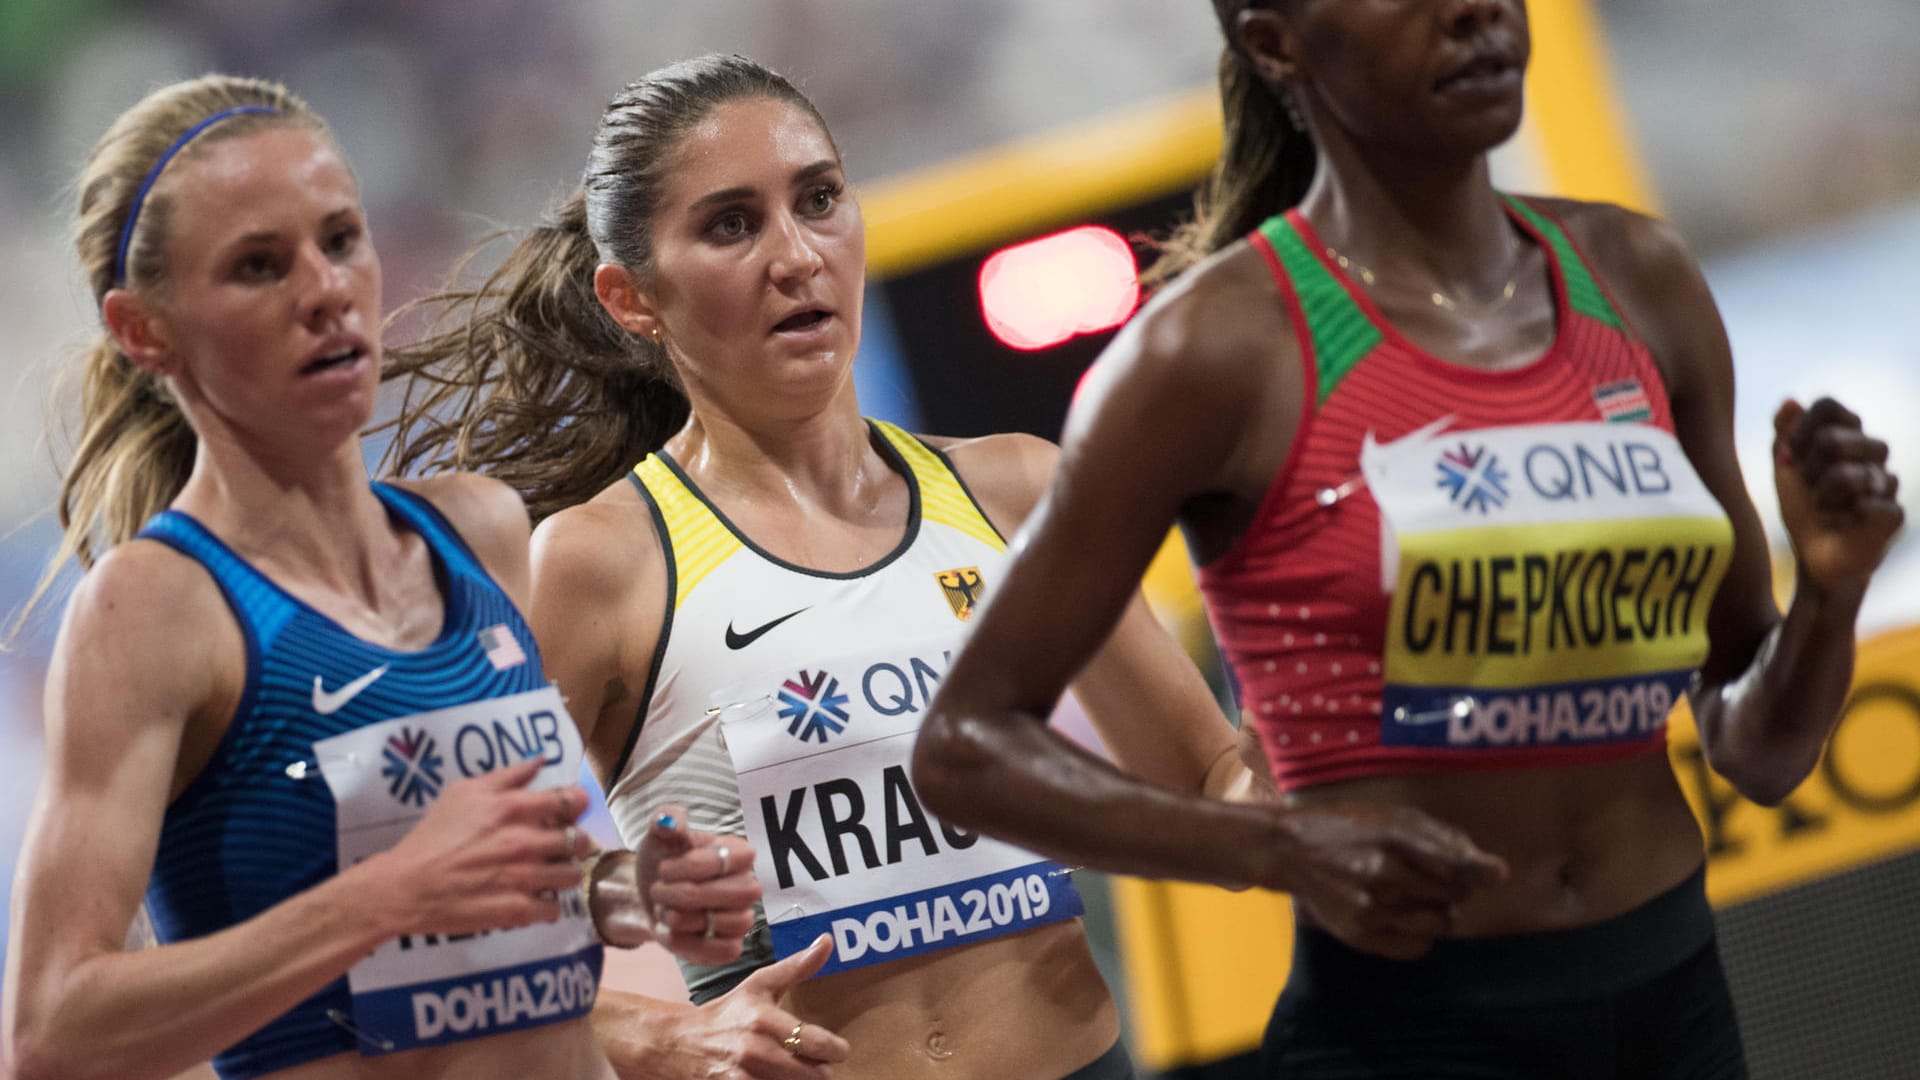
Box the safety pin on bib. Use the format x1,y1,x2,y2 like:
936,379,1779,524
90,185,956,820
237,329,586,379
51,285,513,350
1391,698,1475,727
705,694,774,718
283,752,365,781
326,1008,395,1053
1315,472,1367,509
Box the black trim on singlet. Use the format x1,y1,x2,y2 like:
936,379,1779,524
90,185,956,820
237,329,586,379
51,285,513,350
652,420,926,581
610,471,682,786
919,437,1011,546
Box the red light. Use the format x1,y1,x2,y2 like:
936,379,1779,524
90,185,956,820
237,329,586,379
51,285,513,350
979,226,1139,352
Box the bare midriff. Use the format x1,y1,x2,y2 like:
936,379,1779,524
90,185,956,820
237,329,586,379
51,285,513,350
787,920,1120,1080
1289,753,1706,935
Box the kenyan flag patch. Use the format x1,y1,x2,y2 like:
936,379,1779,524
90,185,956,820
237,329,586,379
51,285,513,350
1593,378,1653,423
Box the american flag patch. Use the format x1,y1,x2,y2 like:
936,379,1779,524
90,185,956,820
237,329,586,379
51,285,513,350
1593,378,1653,423
477,624,527,670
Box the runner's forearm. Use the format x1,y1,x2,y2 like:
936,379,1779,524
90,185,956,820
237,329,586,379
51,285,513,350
1693,574,1864,805
914,707,1289,890
591,989,697,1079
11,866,397,1080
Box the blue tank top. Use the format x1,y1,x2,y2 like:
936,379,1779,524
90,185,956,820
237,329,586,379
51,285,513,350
137,483,587,1078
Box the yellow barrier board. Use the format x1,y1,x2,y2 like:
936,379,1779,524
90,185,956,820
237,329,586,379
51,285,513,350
1111,878,1294,1067
1671,625,1920,908
1518,0,1658,213
860,90,1221,280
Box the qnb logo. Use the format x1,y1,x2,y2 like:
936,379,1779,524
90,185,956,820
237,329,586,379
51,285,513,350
1436,442,1509,515
777,670,852,744
382,726,445,807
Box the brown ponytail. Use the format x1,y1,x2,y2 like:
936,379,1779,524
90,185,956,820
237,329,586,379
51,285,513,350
1147,5,1317,286
380,189,688,524
12,75,324,639
381,54,835,524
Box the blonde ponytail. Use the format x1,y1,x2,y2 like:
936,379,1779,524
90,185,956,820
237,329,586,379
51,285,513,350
11,74,326,638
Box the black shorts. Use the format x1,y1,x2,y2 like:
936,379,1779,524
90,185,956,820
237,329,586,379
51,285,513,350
1062,1039,1136,1080
1262,865,1748,1079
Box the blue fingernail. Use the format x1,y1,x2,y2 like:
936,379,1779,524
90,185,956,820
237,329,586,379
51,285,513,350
657,814,677,830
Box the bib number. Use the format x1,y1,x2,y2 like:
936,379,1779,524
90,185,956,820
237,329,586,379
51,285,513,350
717,640,1082,976
317,685,601,1054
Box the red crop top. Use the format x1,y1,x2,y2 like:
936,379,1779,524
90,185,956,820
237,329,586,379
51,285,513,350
1196,197,1733,791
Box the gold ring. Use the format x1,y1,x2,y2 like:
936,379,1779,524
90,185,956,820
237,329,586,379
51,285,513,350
782,1022,804,1054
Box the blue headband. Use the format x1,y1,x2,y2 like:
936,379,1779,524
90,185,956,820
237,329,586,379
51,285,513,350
112,104,280,286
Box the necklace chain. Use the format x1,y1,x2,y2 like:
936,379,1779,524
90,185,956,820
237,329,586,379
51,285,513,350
1323,246,1518,313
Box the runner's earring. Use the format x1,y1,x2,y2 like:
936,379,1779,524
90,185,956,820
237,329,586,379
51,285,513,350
1279,87,1307,133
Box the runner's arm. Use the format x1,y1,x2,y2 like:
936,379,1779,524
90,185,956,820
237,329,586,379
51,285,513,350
943,432,1267,803
915,281,1305,885
529,499,657,759
3,548,411,1079
1584,205,1904,804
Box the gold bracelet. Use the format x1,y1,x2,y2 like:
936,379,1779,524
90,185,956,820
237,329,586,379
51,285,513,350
579,848,616,945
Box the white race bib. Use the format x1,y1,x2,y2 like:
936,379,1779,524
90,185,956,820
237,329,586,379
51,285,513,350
317,686,599,1054
1360,420,1731,749
717,639,1081,976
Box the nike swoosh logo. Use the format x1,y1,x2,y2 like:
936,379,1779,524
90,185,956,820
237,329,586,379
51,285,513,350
312,665,390,715
1361,414,1457,460
725,608,809,650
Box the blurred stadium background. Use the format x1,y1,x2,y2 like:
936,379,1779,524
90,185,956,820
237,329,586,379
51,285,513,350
2,2,1917,1077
